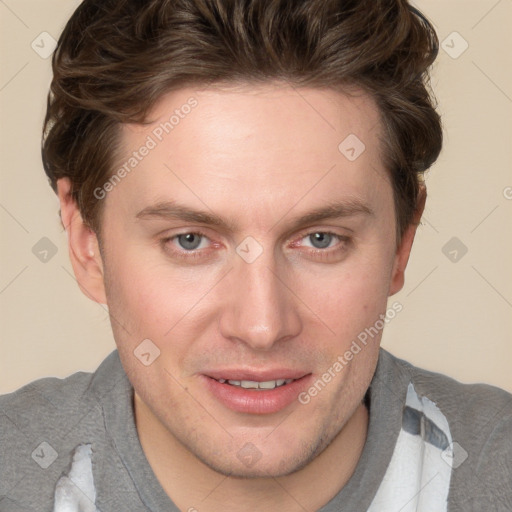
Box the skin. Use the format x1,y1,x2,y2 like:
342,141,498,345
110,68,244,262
57,82,424,512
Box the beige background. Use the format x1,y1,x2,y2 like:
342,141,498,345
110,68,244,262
1,0,511,394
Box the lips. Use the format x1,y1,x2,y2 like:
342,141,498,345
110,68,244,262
216,378,294,390
201,369,313,414
204,369,308,382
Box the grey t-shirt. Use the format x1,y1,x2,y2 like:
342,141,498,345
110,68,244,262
1,348,511,511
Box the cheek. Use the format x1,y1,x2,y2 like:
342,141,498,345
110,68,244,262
102,245,179,350
103,250,219,366
291,250,394,361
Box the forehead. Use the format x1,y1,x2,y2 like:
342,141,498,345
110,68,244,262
109,83,389,224
134,82,381,157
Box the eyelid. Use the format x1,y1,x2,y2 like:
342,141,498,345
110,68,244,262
161,227,351,260
164,228,347,245
165,229,214,247
288,228,350,247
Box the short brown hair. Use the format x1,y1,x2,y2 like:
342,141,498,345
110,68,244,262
42,0,442,240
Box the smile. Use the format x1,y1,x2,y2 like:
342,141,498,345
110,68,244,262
203,373,313,414
214,378,295,390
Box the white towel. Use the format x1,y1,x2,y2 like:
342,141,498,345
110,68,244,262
367,382,453,511
53,443,97,512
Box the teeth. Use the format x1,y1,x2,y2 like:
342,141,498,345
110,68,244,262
240,380,259,389
221,378,294,389
258,381,277,389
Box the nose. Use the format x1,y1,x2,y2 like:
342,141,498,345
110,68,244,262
218,248,302,351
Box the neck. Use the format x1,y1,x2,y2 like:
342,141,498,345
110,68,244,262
134,395,368,512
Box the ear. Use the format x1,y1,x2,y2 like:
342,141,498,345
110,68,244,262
57,178,107,305
389,186,426,296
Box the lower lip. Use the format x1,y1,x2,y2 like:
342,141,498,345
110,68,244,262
202,374,313,414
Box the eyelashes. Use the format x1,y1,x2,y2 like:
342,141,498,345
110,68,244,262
160,229,351,263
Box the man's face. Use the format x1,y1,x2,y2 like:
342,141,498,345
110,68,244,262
96,83,406,477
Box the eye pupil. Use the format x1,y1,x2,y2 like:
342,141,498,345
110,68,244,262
310,232,332,249
177,233,202,250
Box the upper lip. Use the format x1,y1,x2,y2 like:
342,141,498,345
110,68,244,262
204,369,310,381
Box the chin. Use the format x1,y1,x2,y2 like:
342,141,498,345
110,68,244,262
192,432,329,479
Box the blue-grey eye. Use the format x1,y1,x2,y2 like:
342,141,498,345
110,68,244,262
308,232,333,249
177,233,203,250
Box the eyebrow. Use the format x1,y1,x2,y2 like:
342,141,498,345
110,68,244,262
135,198,373,233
